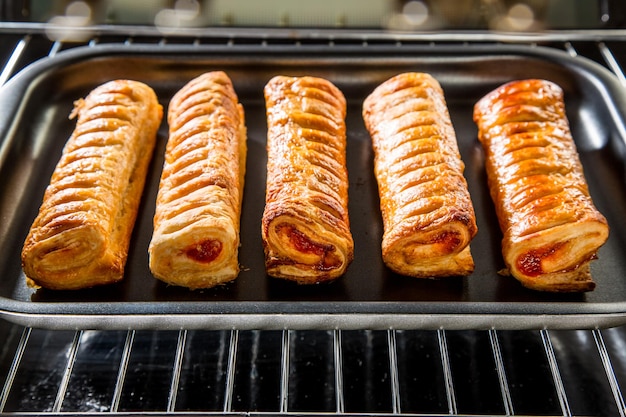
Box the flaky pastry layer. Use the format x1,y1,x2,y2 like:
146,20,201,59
149,71,246,289
262,75,354,283
363,72,477,278
21,80,162,290
474,79,609,292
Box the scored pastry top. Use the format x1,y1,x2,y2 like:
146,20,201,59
474,79,609,292
363,72,477,278
262,75,354,283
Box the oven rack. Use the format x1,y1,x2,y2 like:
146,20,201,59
1,30,626,416
1,325,626,416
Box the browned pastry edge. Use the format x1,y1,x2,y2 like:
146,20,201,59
474,79,609,292
149,71,246,289
21,80,162,290
363,72,477,278
262,75,354,283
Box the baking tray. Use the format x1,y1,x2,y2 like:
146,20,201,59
1,43,626,330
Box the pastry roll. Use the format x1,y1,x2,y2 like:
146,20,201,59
149,71,246,289
262,75,354,283
21,80,162,290
474,79,609,292
362,72,477,278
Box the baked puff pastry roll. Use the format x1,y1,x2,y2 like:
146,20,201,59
149,71,246,289
474,79,609,292
21,80,162,290
363,72,478,278
262,75,354,283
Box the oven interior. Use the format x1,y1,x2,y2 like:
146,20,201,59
2,1,626,416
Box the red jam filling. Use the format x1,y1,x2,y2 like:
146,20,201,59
186,240,222,263
433,232,461,252
516,243,565,277
277,224,341,270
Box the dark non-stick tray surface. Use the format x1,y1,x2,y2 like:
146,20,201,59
1,43,626,330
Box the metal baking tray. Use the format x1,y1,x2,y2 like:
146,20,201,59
1,43,626,330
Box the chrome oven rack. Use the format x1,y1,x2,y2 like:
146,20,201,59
2,325,626,415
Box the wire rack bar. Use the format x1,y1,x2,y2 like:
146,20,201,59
110,330,135,413
437,329,457,415
47,40,62,58
387,329,401,415
0,34,29,87
280,329,290,414
4,21,626,42
333,329,345,414
564,41,578,57
540,329,571,417
52,330,83,412
598,41,626,86
594,329,626,417
167,329,187,412
223,329,239,413
0,326,31,412
489,329,514,416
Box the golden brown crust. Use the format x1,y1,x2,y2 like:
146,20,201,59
149,71,246,289
21,80,162,290
363,72,477,278
474,79,609,292
262,75,354,283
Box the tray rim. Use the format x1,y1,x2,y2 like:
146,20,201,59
2,42,626,330
2,294,626,330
